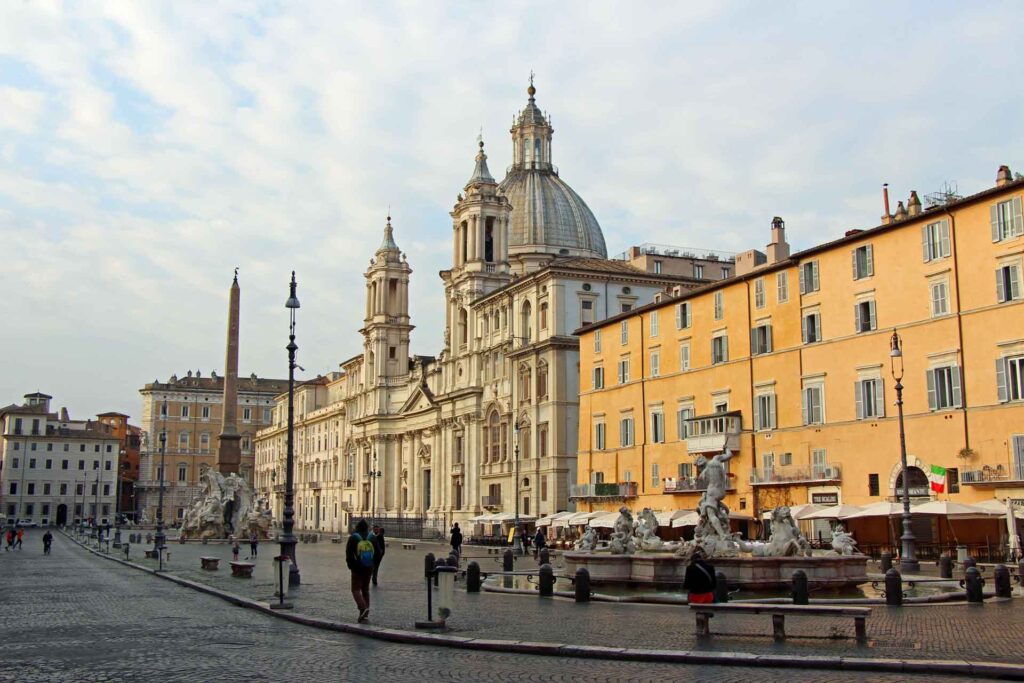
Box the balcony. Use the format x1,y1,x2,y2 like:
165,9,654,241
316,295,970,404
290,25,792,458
749,464,842,486
308,481,321,490
481,495,502,509
962,462,1024,487
663,477,736,494
569,482,639,501
684,412,742,454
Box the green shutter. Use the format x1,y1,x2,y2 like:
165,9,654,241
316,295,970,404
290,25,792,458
951,366,962,408
927,369,937,410
940,220,951,257
997,358,1008,402
992,203,1001,242
997,268,1007,303
1012,197,1023,237
868,301,877,330
866,245,874,276
922,225,931,262
875,378,885,418
855,382,864,419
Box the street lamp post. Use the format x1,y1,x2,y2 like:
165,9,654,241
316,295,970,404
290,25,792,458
368,448,382,525
153,400,168,565
93,468,101,546
890,330,919,574
513,419,522,556
114,449,125,545
280,271,301,587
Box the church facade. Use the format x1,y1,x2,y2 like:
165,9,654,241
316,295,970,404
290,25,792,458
254,83,701,533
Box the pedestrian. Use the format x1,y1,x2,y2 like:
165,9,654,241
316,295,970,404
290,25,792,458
370,525,386,587
249,532,258,559
520,526,530,555
43,530,53,555
346,519,375,622
231,536,240,562
683,546,717,604
15,526,24,550
450,522,463,557
4,528,13,551
533,528,546,560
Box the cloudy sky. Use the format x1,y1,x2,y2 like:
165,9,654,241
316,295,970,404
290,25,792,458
1,1,1021,419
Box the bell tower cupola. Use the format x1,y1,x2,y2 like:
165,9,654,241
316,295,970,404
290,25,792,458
362,215,414,387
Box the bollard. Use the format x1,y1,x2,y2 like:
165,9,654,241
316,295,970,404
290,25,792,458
503,549,514,572
938,554,953,579
713,571,729,603
435,558,445,587
963,566,984,603
539,563,554,597
466,561,481,593
880,552,893,573
963,556,977,572
124,542,130,561
539,548,550,566
994,564,1012,598
424,552,436,579
791,570,809,605
884,568,903,606
574,567,591,603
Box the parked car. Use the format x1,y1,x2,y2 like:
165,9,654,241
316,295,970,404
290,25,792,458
16,519,39,528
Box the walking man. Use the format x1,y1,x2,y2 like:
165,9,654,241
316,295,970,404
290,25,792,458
450,522,463,558
249,531,259,559
370,525,386,587
533,527,546,561
346,519,375,622
42,530,53,555
4,527,13,551
15,526,24,550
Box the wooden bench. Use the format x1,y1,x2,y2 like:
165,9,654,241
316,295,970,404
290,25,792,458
200,556,220,571
144,549,159,559
230,561,255,578
690,603,870,642
402,543,416,550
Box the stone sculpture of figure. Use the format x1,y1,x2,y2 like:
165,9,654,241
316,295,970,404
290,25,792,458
634,508,663,551
575,526,599,553
608,506,636,555
831,526,859,556
694,448,735,540
739,506,809,557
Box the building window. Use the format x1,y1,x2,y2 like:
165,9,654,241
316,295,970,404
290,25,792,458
852,244,874,280
751,323,772,355
856,378,885,419
676,406,693,439
711,335,728,365
754,393,776,431
651,462,660,487
928,366,963,410
620,321,629,345
243,408,252,422
538,423,548,458
931,280,950,316
653,260,663,274
29,458,36,468
649,311,659,337
868,473,880,497
105,460,111,470
177,464,187,482
581,299,594,325
539,302,549,330
181,405,189,418
27,483,35,495
996,263,1022,303
675,302,691,329
761,452,775,474
997,355,1024,402
754,278,765,309
948,467,960,494
592,366,605,390
802,384,825,425
594,423,606,451
202,405,211,419
617,358,630,384
61,460,68,470
721,267,730,279
59,483,67,495
262,408,272,423
799,261,820,294
777,272,789,303
678,462,693,480
802,311,821,344
160,403,168,417
541,475,548,502
713,291,724,320
78,460,84,470
991,197,1024,242
200,433,210,451
693,264,704,279
620,303,632,313
923,220,951,261
619,417,634,447
680,343,690,371
650,351,660,377
854,300,877,333
536,363,548,399
650,411,665,443
594,330,601,353
178,432,190,450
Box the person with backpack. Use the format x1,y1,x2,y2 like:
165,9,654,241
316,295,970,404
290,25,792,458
346,519,375,622
683,546,717,604
42,530,53,555
370,525,386,587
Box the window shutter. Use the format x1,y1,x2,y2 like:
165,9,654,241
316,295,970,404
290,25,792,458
750,328,757,354
940,220,950,257
851,250,858,279
926,369,937,410
685,304,691,328
854,304,862,332
753,396,762,430
992,203,1001,242
875,378,885,418
997,268,1007,303
799,266,806,294
769,394,777,429
866,245,874,276
922,226,931,262
675,304,682,329
996,358,1008,402
1011,265,1022,300
812,263,819,291
801,389,809,425
951,366,962,408
869,301,877,330
722,335,728,361
766,325,773,353
801,315,808,343
1013,197,1024,236
854,382,864,419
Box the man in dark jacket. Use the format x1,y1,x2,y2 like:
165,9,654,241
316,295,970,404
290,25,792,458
683,546,717,603
370,525,386,586
346,519,374,621
450,523,463,556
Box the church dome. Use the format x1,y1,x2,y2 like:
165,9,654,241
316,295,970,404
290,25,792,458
498,81,607,259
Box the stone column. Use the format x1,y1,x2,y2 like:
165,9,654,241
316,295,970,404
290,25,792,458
467,216,477,263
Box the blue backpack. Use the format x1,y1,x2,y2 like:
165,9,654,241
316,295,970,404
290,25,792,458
356,533,375,568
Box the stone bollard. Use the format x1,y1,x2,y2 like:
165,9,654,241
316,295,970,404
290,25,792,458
938,554,953,579
964,566,984,603
466,561,481,593
503,549,514,572
880,552,893,573
539,548,550,566
791,570,809,605
574,567,591,603
884,568,903,606
963,556,977,572
994,564,1012,598
713,571,729,603
424,552,436,581
539,563,554,597
435,558,446,587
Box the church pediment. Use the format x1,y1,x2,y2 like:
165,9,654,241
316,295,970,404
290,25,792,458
399,383,437,415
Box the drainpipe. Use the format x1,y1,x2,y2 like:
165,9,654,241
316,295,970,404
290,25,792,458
639,313,647,498
945,209,970,453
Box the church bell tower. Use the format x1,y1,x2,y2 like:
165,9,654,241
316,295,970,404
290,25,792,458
362,216,414,393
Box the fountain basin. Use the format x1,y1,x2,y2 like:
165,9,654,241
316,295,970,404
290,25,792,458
563,551,869,590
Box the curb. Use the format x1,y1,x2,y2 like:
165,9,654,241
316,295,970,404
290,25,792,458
62,533,1024,680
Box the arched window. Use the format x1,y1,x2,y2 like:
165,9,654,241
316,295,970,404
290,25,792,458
519,364,532,403
461,221,469,263
178,431,190,450
534,138,542,163
485,411,502,464
536,361,548,400
459,308,469,347
518,420,531,460
539,302,548,330
520,300,532,344
484,217,495,262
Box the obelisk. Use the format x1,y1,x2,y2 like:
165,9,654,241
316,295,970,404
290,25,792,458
217,269,242,475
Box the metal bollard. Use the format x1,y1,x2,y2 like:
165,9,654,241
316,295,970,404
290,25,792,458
574,567,591,603
791,570,809,605
994,564,1012,598
539,563,554,597
880,552,893,573
884,568,903,606
424,552,436,579
503,549,514,572
938,554,953,579
963,566,984,603
963,556,977,572
466,561,481,593
539,548,550,566
713,571,729,603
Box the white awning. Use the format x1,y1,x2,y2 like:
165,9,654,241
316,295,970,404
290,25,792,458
655,510,693,526
803,504,865,520
536,512,575,527
558,511,604,528
588,513,620,528
670,511,701,528
911,501,1002,519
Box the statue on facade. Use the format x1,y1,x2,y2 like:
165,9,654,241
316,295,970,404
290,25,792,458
830,525,859,556
574,526,599,553
608,506,636,554
633,507,663,551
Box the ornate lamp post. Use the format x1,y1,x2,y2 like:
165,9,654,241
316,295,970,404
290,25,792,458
890,330,919,573
153,399,168,565
280,272,301,586
368,447,382,525
513,418,522,556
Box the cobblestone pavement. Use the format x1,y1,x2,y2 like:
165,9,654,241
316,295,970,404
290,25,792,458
0,531,958,683
120,533,1024,665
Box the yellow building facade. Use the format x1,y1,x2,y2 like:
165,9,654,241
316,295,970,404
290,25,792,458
576,169,1024,539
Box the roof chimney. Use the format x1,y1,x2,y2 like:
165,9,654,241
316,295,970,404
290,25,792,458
893,200,907,221
997,165,1013,187
881,184,892,225
907,191,922,217
60,407,69,422
766,216,790,264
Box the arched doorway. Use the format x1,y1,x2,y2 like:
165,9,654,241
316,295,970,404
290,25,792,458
893,466,935,544
894,466,930,498
56,504,68,526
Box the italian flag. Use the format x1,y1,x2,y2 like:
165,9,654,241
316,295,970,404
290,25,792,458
929,465,947,493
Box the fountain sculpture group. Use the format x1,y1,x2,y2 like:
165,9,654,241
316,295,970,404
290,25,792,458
179,469,272,540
